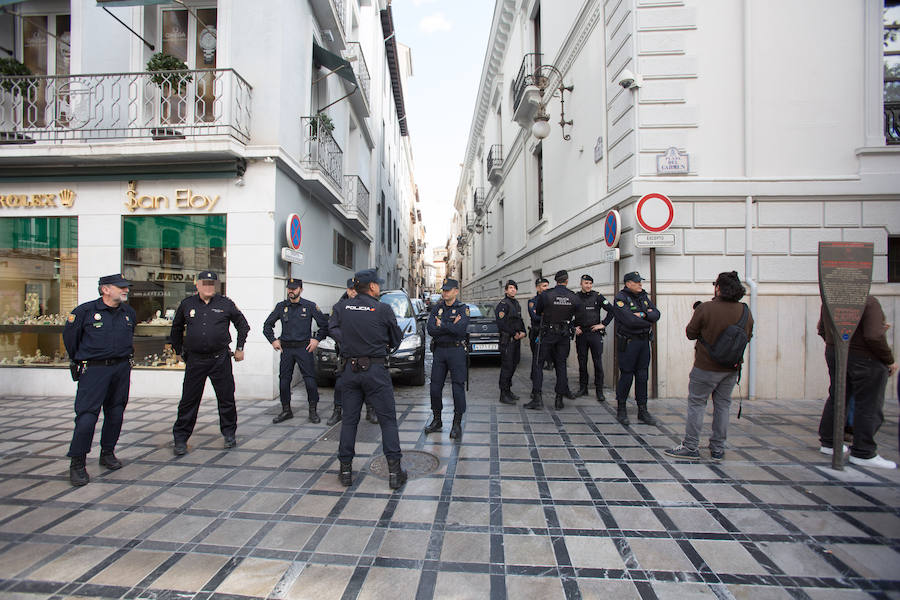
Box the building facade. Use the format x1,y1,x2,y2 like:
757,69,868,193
0,0,421,398
454,0,900,400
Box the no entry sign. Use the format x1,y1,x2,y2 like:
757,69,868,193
604,210,621,248
635,193,674,233
285,213,302,250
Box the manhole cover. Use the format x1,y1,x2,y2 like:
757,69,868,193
368,450,440,480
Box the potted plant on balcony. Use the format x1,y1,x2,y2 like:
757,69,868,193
0,58,35,144
146,52,192,137
309,112,334,140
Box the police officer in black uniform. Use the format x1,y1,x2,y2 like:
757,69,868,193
574,274,614,401
63,273,137,486
170,271,250,455
611,271,661,426
526,270,578,410
328,268,407,489
528,277,551,376
263,278,329,424
425,278,470,438
496,280,527,404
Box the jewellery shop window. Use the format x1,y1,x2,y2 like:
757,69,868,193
0,217,78,367
123,214,226,369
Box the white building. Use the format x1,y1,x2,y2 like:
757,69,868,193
454,0,900,401
0,0,421,399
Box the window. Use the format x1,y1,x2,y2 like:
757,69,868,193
387,208,392,252
17,13,71,128
0,217,78,367
536,145,544,220
334,231,354,269
889,236,900,283
886,2,900,143
159,6,218,123
379,193,385,246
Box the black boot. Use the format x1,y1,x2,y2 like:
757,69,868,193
99,449,122,470
69,455,89,487
564,390,577,400
326,407,342,426
554,394,565,410
523,392,543,410
424,414,442,433
273,409,293,424
499,389,516,405
387,458,408,490
596,387,606,402
616,399,630,426
365,404,378,424
507,390,520,401
308,404,321,424
339,462,353,486
576,383,589,397
449,413,463,439
637,402,657,425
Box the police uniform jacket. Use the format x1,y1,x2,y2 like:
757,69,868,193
535,285,578,328
263,297,328,344
495,296,526,338
329,292,402,357
171,294,250,355
575,290,614,330
427,300,469,345
64,298,137,361
527,294,543,329
611,288,660,338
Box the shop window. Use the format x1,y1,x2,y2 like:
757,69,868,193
0,217,78,367
889,236,900,283
123,214,226,368
334,231,354,269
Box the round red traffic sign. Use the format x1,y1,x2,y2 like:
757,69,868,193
635,193,674,233
286,213,302,250
604,210,621,248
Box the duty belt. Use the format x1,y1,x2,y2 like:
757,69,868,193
543,323,568,333
279,340,310,348
434,341,464,348
84,356,131,366
186,348,230,360
618,332,650,341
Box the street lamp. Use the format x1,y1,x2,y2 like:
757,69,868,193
532,63,574,141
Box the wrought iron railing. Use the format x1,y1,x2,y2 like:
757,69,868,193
513,53,542,111
474,187,486,215
343,175,370,227
343,42,371,105
886,101,900,145
487,144,503,173
301,116,343,190
333,0,346,39
0,68,251,144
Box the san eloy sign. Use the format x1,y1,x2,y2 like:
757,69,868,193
125,181,220,212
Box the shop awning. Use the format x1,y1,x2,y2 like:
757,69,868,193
96,0,169,6
313,42,357,87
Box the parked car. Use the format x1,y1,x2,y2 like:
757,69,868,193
465,302,501,358
411,297,428,320
315,289,426,386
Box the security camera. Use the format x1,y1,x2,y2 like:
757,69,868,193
618,68,643,89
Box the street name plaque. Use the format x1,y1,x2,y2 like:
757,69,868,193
817,241,874,470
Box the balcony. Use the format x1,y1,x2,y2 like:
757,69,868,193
0,69,251,145
343,42,371,109
512,53,542,127
301,116,343,199
311,0,346,50
342,175,370,229
886,102,900,145
486,144,503,183
473,187,486,215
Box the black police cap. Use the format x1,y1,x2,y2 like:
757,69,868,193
354,268,385,285
346,278,355,288
505,279,518,289
197,271,218,281
441,278,459,290
99,273,130,287
624,271,644,283
554,270,568,282
581,274,593,283
286,278,302,289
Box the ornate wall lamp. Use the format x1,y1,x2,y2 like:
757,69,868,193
531,64,574,141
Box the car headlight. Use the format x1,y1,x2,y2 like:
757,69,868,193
398,334,422,350
318,337,336,351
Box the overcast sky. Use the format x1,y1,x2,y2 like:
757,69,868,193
391,0,494,255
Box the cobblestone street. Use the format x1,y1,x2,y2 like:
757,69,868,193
0,351,899,600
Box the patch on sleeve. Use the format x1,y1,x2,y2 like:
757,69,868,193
498,311,505,319
616,300,625,307
67,314,76,323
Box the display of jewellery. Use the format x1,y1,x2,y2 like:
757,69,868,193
2,314,70,326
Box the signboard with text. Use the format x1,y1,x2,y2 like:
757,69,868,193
634,232,676,248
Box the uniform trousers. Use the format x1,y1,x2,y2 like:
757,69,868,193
68,361,131,457
616,337,651,403
338,362,401,463
279,346,319,409
576,330,605,390
498,336,521,391
430,345,467,414
173,351,237,442
531,332,571,395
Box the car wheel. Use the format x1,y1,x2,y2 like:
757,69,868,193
407,358,426,386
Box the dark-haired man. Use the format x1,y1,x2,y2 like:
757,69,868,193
496,280,527,404
666,271,753,460
528,277,551,376
426,278,469,438
574,274,614,401
526,270,578,410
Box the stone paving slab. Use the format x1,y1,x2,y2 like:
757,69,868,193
0,354,898,600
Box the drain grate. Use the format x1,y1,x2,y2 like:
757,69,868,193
368,450,440,480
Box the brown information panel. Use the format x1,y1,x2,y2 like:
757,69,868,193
817,241,874,470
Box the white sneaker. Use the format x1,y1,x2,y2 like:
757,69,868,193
819,445,848,456
849,454,897,469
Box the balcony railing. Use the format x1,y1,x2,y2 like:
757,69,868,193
886,101,900,145
343,42,370,104
513,53,542,112
334,0,346,39
343,175,370,227
301,116,343,190
0,69,251,144
487,144,503,175
473,187,486,215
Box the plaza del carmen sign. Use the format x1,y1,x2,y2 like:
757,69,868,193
281,213,304,264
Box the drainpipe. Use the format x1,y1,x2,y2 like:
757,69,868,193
743,0,757,401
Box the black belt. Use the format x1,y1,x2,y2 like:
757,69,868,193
84,356,131,366
543,323,568,332
280,340,310,348
342,356,389,367
434,341,464,348
618,332,650,341
186,348,230,359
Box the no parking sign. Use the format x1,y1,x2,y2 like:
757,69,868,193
635,193,674,233
285,213,302,250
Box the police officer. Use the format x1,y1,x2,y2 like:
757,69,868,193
263,278,329,424
425,278,469,438
526,270,578,410
328,268,407,489
574,274,614,401
611,271,661,426
528,277,551,374
63,273,137,486
496,280,527,404
326,279,379,427
170,271,250,455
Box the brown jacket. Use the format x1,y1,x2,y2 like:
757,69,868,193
686,297,754,372
817,295,894,365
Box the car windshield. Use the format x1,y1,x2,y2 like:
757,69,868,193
466,303,496,318
380,292,413,319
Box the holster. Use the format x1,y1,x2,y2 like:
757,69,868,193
350,357,371,372
69,361,85,382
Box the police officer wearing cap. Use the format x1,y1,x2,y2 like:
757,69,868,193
528,277,553,372
425,278,470,438
170,271,250,454
328,268,407,490
575,274,614,401
63,273,137,486
496,280,527,404
526,270,579,410
264,278,329,424
611,271,661,426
